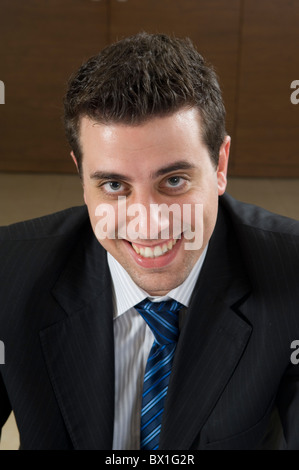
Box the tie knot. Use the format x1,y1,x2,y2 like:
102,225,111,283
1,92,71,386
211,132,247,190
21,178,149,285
135,298,183,346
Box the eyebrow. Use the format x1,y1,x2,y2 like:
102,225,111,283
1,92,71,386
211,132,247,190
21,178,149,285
89,161,196,182
152,161,196,178
90,171,133,182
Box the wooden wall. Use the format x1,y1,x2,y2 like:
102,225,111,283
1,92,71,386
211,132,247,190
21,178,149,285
0,0,298,176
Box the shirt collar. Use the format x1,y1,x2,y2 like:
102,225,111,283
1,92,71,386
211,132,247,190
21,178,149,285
107,244,208,318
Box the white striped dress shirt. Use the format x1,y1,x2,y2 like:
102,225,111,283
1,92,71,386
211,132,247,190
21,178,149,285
108,245,208,450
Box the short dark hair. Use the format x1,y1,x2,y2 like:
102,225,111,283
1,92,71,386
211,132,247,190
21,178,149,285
63,32,226,174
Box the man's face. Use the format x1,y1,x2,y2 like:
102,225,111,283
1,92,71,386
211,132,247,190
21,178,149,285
76,108,230,296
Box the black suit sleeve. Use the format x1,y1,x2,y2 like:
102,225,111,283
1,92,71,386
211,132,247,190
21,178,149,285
0,372,12,438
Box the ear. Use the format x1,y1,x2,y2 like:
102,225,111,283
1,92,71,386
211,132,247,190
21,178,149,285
217,136,230,196
71,151,79,172
71,151,87,204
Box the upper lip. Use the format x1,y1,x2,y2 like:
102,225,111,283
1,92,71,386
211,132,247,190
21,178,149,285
124,234,183,247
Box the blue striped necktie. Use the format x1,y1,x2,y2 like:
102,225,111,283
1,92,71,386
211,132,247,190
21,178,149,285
135,298,184,450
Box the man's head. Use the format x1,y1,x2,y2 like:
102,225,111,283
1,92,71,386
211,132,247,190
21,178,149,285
63,33,230,296
64,32,226,176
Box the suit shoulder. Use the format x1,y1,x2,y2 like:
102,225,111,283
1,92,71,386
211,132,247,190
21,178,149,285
0,205,89,241
220,193,299,288
221,193,299,237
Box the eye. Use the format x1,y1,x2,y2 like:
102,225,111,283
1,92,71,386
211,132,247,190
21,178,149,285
160,175,189,194
103,181,123,192
166,176,183,187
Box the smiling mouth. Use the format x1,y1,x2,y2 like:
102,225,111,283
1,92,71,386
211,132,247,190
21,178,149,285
130,239,178,258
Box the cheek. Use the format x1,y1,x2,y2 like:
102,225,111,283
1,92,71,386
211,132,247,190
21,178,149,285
84,186,105,223
86,203,98,235
82,183,91,208
83,188,104,232
193,187,218,241
203,198,218,242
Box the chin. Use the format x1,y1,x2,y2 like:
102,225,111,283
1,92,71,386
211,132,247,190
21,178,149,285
129,270,187,296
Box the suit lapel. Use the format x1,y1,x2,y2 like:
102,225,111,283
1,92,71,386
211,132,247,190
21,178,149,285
159,205,253,450
40,228,115,449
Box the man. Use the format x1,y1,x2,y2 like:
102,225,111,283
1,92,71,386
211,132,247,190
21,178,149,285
0,32,299,450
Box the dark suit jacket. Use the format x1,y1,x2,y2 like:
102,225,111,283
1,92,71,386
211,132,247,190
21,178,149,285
0,193,299,450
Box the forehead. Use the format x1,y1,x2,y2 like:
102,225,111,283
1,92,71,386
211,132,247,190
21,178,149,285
79,108,203,146
78,108,209,175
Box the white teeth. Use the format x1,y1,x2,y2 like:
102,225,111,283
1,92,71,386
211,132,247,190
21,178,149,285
153,245,163,257
133,244,140,254
144,247,154,258
162,244,168,253
131,239,177,258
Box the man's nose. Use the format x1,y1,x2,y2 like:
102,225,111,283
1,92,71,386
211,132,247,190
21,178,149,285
126,190,169,241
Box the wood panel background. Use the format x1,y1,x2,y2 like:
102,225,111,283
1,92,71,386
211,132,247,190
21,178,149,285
0,0,298,176
0,0,109,173
232,0,299,176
